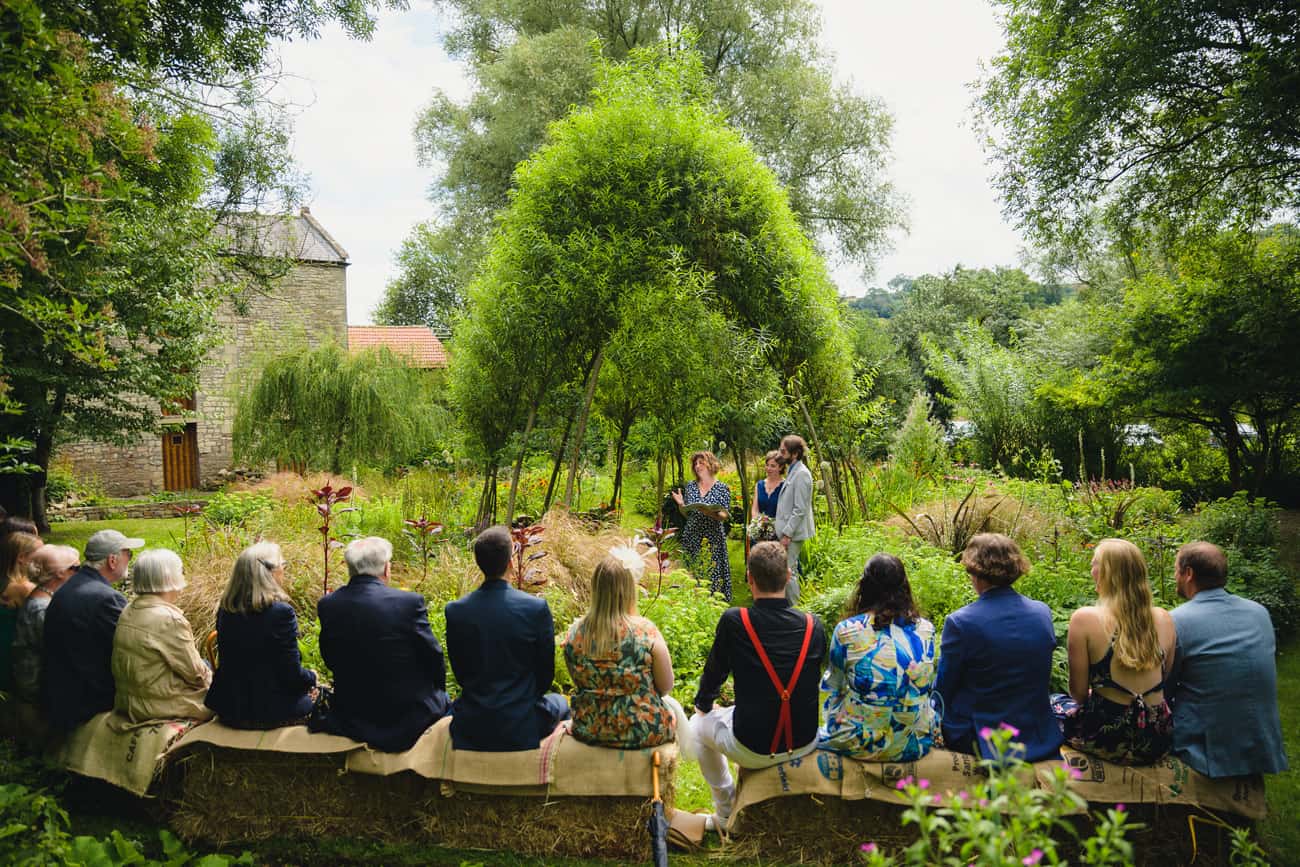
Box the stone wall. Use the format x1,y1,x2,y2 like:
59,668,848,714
56,261,347,496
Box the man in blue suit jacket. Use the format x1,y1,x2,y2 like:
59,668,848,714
1168,542,1288,778
445,526,569,751
43,529,139,732
312,536,449,752
935,533,1062,762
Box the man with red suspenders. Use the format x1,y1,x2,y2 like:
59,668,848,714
691,541,828,830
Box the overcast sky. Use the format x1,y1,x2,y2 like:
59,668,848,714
273,1,1025,324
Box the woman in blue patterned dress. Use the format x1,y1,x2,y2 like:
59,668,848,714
672,451,733,600
819,553,939,760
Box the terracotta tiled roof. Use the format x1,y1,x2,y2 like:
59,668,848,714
348,326,448,368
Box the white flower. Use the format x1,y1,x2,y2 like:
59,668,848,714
609,544,647,580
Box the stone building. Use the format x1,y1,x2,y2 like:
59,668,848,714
57,208,349,495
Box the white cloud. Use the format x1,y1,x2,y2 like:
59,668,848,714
273,0,1026,321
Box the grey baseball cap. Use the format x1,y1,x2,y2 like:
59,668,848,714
84,529,146,562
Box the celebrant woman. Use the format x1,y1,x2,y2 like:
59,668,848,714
672,451,733,601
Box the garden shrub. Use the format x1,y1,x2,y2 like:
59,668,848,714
890,392,949,479
640,578,729,697
203,491,273,527
1188,492,1279,556
1226,549,1299,638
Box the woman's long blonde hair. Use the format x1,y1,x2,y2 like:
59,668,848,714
1,532,41,591
1093,538,1161,669
578,555,638,657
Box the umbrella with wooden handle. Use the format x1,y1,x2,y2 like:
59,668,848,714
647,750,669,866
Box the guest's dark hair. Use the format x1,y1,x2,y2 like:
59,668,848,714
961,533,1030,587
0,516,38,543
474,525,513,580
747,541,789,593
851,554,919,629
1176,541,1228,589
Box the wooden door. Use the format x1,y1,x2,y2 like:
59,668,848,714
162,423,199,491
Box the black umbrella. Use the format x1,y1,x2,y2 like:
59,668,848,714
647,750,669,866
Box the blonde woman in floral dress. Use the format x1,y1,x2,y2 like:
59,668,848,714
563,550,691,753
819,554,939,760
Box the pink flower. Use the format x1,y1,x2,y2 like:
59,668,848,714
861,842,878,853
918,779,930,790
978,798,989,808
1069,767,1084,780
955,790,968,802
1023,849,1044,865
1115,803,1125,812
1000,723,1021,737
979,726,995,741
895,775,914,790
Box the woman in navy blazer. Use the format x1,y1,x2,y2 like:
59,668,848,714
205,543,318,728
935,533,1062,762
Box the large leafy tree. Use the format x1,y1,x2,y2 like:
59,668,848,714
978,0,1300,241
0,0,388,526
379,0,902,331
451,48,854,523
1104,226,1300,497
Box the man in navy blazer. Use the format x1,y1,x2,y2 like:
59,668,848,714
935,533,1062,762
445,526,569,751
1168,542,1288,778
43,529,140,732
312,536,449,752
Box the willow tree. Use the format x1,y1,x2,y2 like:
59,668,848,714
234,341,448,474
451,47,856,522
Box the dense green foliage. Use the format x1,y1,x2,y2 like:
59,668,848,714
379,0,902,333
978,0,1300,241
233,342,451,474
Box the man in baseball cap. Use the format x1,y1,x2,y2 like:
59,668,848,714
41,529,143,731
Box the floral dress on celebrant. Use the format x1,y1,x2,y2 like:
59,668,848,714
818,613,940,761
678,479,732,600
563,616,676,749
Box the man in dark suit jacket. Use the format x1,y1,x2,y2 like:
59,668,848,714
43,529,139,731
445,526,569,751
312,536,450,752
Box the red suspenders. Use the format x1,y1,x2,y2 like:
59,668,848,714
738,607,815,755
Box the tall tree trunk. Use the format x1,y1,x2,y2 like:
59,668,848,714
28,384,66,534
563,346,604,508
542,405,578,515
1219,411,1244,492
673,441,685,488
610,415,632,514
845,455,868,515
790,375,839,526
505,401,539,523
734,445,750,529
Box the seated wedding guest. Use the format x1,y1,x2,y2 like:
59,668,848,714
10,545,79,705
692,541,827,828
312,536,449,752
205,543,320,728
0,515,39,544
935,533,1061,761
111,548,213,725
43,529,139,731
1168,541,1288,778
563,549,683,750
819,553,939,761
1052,539,1175,764
446,526,569,751
748,451,784,541
0,532,42,692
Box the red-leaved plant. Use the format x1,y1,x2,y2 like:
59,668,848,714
640,519,677,601
402,516,445,582
510,523,547,589
311,483,353,595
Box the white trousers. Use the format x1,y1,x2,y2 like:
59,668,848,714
689,705,817,820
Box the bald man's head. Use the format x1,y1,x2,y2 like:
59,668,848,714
30,544,79,586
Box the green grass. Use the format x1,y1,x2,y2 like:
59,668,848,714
45,518,189,554
1261,637,1300,864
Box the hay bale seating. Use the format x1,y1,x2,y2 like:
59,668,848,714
725,748,1266,865
163,716,677,861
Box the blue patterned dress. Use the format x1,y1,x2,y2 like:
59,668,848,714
678,479,732,600
818,613,940,761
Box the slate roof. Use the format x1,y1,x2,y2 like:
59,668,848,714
348,326,448,368
215,207,349,264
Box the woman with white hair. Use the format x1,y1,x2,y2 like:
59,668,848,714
205,542,319,728
110,548,213,724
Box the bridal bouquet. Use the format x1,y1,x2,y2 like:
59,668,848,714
746,514,777,542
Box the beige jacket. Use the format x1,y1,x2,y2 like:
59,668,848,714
110,595,214,726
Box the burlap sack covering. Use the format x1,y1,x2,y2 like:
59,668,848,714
168,720,360,755
1052,748,1267,820
730,747,1265,830
53,711,197,796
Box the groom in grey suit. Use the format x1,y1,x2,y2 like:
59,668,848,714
1168,541,1288,779
774,434,816,604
